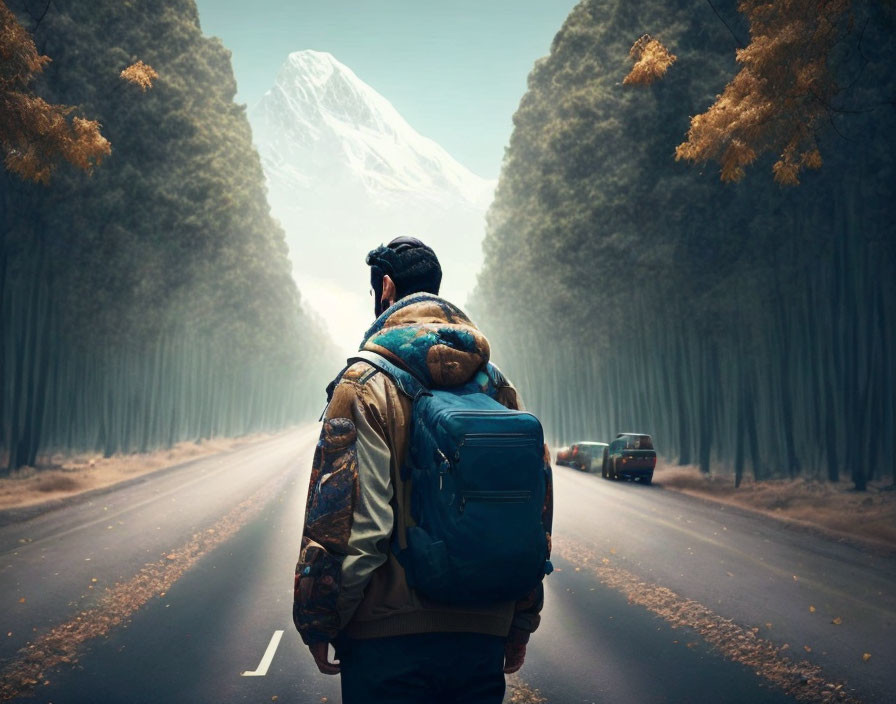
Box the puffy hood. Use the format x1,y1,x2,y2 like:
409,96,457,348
360,293,490,388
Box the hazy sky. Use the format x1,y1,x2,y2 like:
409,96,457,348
194,0,578,179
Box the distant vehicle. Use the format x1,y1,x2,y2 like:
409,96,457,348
555,446,572,466
564,441,608,473
605,433,656,484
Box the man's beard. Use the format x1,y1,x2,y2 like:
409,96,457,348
371,266,385,318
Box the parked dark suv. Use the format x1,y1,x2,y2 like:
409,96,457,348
604,433,656,484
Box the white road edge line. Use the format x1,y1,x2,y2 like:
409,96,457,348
241,630,284,677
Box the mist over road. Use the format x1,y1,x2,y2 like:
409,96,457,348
1,430,893,703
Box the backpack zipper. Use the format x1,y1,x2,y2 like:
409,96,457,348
463,432,531,437
458,490,532,513
454,433,539,460
461,433,537,445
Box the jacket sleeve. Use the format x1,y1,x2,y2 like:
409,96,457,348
493,370,554,645
293,378,393,645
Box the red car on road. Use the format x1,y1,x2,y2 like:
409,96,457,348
557,441,608,473
555,446,572,466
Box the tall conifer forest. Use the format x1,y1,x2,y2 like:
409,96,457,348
472,0,895,489
1,0,333,472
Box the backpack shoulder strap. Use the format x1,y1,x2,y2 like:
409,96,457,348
347,350,429,401
320,350,430,420
484,362,510,390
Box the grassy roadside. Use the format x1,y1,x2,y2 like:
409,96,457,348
655,462,896,550
0,431,291,511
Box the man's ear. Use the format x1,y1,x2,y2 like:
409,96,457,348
382,274,397,308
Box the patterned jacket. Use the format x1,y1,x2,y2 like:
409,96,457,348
293,293,553,645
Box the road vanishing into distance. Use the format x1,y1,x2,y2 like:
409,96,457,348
1,427,894,704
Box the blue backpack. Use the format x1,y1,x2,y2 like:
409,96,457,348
346,350,551,605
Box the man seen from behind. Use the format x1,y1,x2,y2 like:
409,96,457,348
293,236,553,704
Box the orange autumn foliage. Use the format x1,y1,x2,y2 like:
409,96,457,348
674,0,851,185
0,0,110,183
623,34,677,86
120,60,158,92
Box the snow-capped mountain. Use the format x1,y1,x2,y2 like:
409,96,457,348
249,50,495,353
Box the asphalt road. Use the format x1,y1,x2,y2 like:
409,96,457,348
1,428,893,703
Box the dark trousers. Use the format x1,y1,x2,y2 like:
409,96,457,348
336,632,506,704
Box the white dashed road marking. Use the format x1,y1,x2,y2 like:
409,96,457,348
241,630,284,677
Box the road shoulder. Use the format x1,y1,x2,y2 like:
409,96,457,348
655,463,896,555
